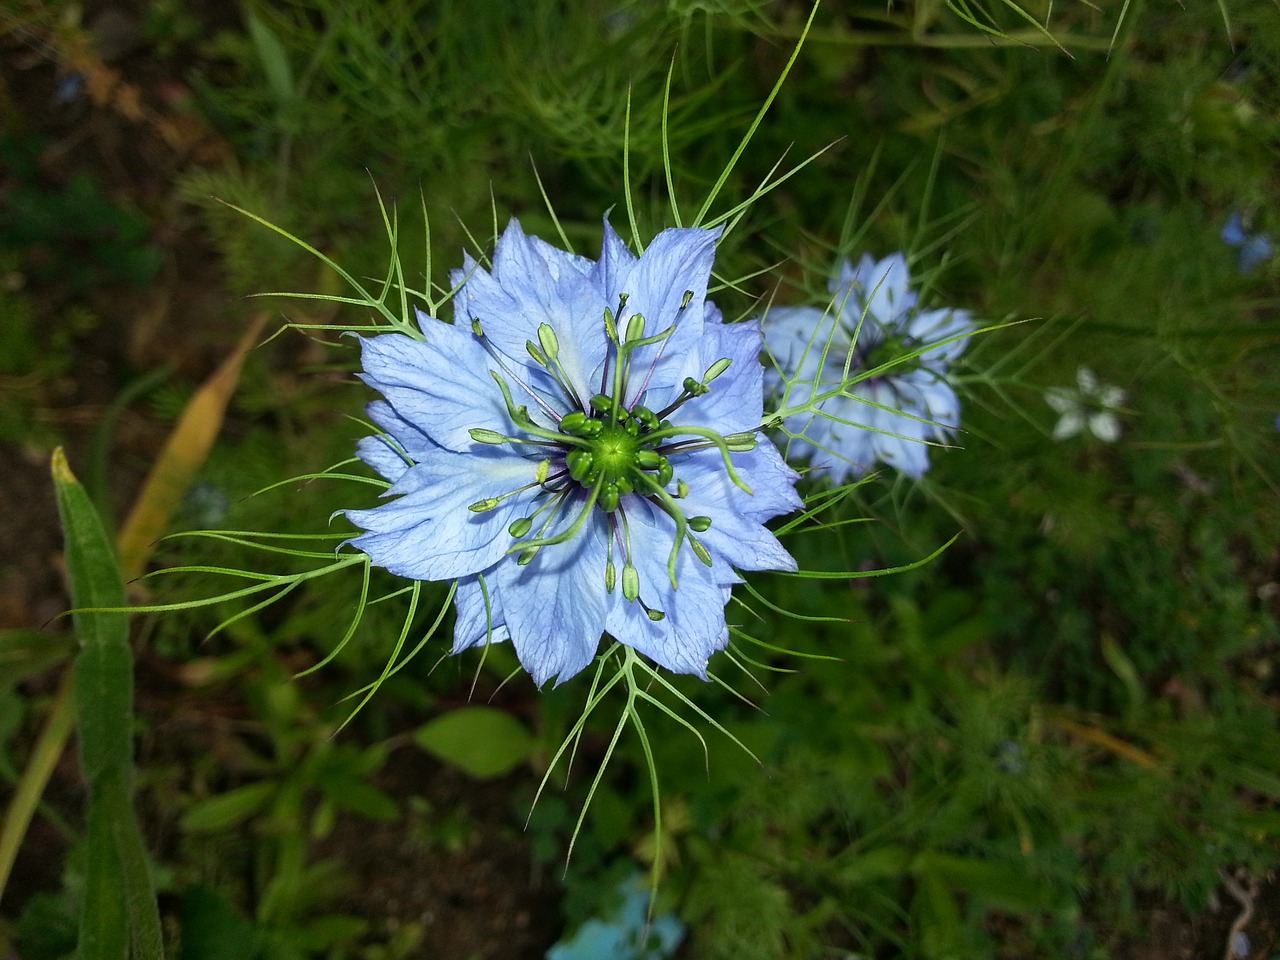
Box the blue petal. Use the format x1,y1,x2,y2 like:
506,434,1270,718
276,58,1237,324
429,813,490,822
456,220,607,404
364,399,438,464
676,314,768,435
608,226,721,403
909,307,972,365
487,510,613,686
836,253,917,329
355,434,413,484
452,574,511,653
592,217,638,297
1239,233,1273,272
357,325,517,452
677,445,799,573
606,499,733,677
345,444,537,580
1222,210,1247,247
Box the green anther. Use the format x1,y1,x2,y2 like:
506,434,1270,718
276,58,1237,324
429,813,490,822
517,546,539,565
468,498,499,512
689,515,712,532
559,411,591,434
537,322,560,361
632,406,658,432
682,376,708,397
603,306,618,342
724,432,758,451
526,340,548,365
675,479,688,498
535,459,550,484
471,317,484,336
703,357,731,383
469,428,508,444
646,606,666,622
558,412,601,437
599,481,620,512
690,538,712,567
635,449,663,470
605,559,616,592
590,393,614,414
625,312,646,343
680,289,694,308
567,449,595,483
508,516,533,538
622,562,640,602
656,460,673,486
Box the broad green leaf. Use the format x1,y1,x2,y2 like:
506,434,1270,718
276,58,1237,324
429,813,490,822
180,781,277,832
412,706,535,779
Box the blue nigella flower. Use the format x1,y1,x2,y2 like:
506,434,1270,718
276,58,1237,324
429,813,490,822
763,252,971,481
1222,210,1273,273
546,875,684,960
345,219,802,686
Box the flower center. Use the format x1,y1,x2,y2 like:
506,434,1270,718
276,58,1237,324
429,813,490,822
560,400,674,513
862,332,918,373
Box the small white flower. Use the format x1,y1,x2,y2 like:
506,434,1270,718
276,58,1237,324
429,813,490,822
1045,367,1126,442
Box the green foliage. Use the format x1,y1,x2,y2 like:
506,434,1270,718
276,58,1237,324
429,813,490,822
8,0,1279,958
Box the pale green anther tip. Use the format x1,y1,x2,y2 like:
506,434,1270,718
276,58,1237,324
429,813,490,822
469,427,507,444
526,339,548,365
508,516,533,538
535,459,550,484
691,538,713,567
468,498,499,512
471,317,484,336
689,515,712,532
704,357,732,383
622,562,640,602
646,607,666,622
675,479,688,498
605,559,616,592
625,312,645,343
537,322,560,361
517,546,539,566
680,289,694,308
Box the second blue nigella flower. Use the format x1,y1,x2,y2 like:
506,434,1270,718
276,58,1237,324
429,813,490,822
345,219,802,686
763,252,972,481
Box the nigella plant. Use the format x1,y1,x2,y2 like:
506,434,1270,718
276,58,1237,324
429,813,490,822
347,219,802,686
763,252,972,481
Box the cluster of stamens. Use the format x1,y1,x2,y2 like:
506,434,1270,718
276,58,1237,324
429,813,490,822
464,294,757,619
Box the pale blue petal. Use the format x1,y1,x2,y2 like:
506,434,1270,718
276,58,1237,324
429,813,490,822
345,445,537,580
677,446,799,573
910,307,972,364
357,324,514,452
489,510,613,686
609,226,721,402
452,575,511,653
605,500,732,677
355,434,412,484
364,399,436,464
592,218,638,297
